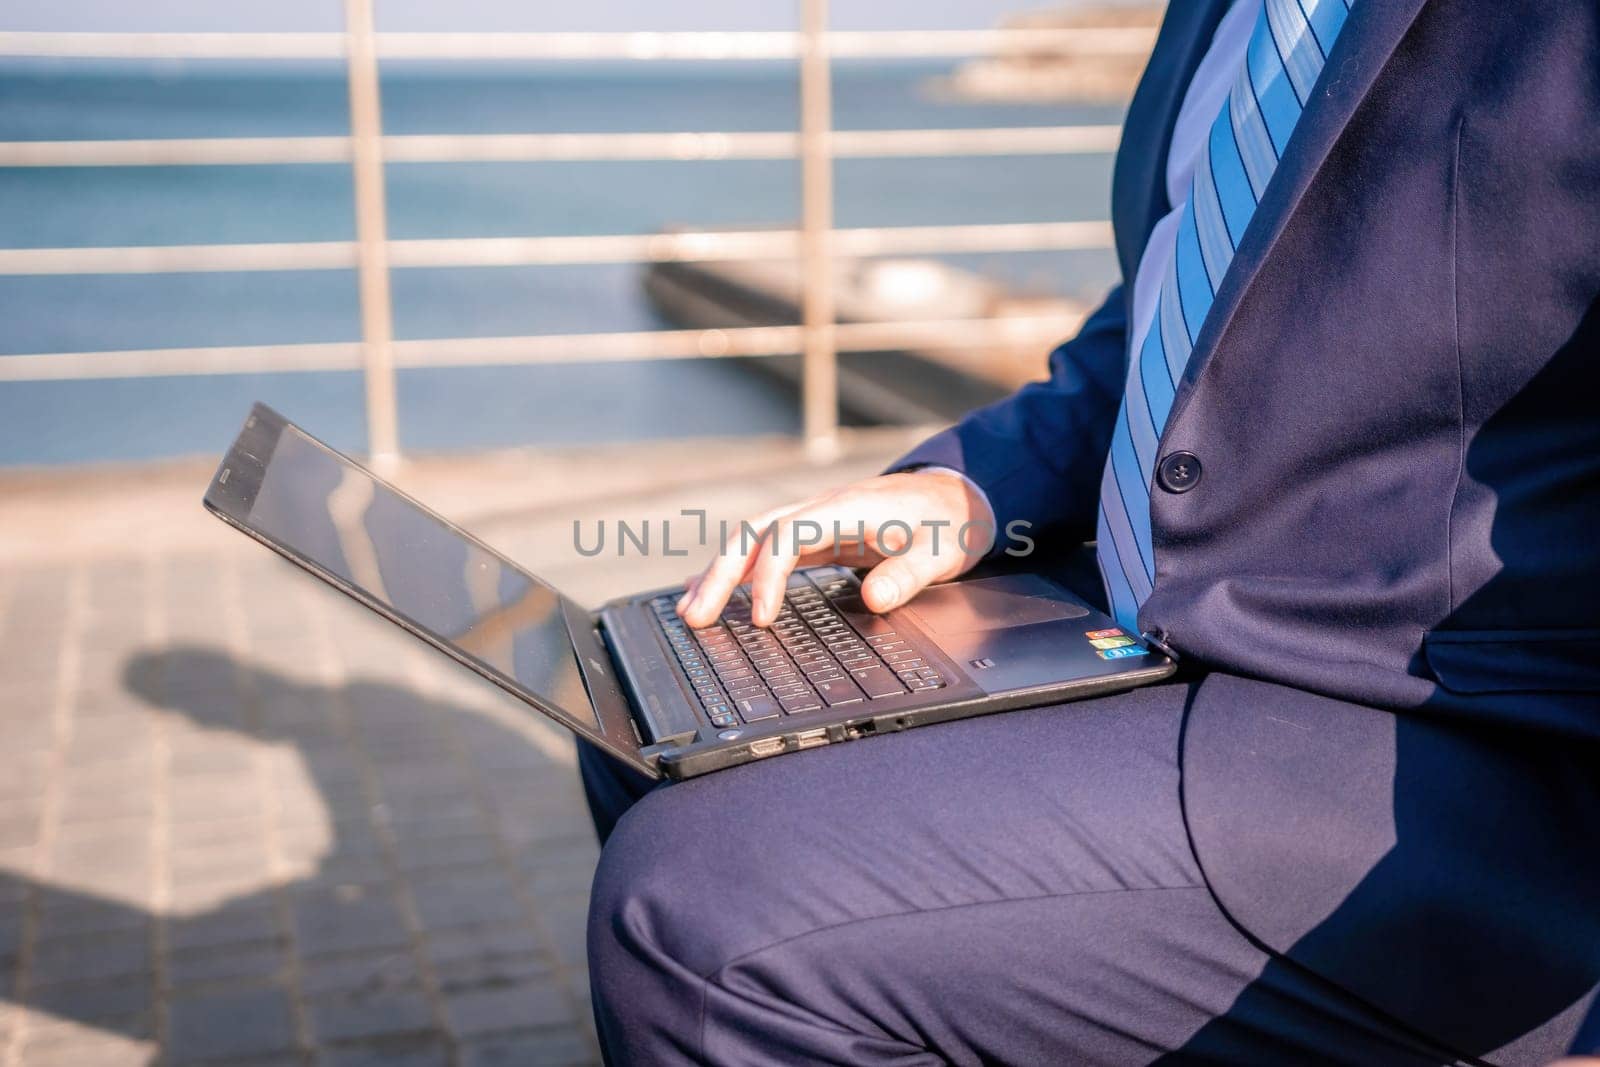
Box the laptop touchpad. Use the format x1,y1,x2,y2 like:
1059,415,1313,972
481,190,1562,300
902,574,1088,636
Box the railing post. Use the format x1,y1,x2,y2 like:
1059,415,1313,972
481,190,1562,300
344,0,400,470
798,0,840,463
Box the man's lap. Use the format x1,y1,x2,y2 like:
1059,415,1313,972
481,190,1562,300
582,681,1465,1065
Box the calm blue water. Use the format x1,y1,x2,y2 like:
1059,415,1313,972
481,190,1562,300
0,60,1122,465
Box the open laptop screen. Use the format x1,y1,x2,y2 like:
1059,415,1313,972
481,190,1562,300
243,423,599,732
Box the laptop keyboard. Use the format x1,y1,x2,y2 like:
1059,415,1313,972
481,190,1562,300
650,573,946,730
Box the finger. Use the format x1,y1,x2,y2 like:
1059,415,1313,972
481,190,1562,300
859,534,963,613
746,489,922,625
747,509,842,626
675,573,702,613
680,502,805,627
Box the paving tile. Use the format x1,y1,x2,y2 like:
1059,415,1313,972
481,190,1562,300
169,814,267,851
167,983,299,1063
35,895,152,941
0,812,42,850
291,886,410,957
18,1030,156,1067
0,842,38,880
391,833,500,876
0,761,52,807
57,755,154,797
371,764,472,801
315,1033,451,1067
161,654,243,702
168,783,263,824
379,791,482,829
276,781,370,825
517,840,601,899
287,743,368,788
31,928,152,985
536,895,593,970
73,688,155,721
168,940,289,990
307,983,435,1044
384,810,489,846
168,871,267,913
298,865,394,901
167,901,283,953
61,723,152,768
433,951,552,996
0,645,63,689
26,975,154,1033
460,1029,599,1067
58,783,157,825
298,950,417,996
423,924,543,968
0,718,57,759
443,976,575,1038
0,912,23,963
170,839,273,884
409,872,526,932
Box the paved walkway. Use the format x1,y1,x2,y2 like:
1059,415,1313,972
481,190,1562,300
0,429,923,1067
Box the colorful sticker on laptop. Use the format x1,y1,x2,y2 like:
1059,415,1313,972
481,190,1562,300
1090,636,1135,650
1085,628,1123,640
1098,645,1150,660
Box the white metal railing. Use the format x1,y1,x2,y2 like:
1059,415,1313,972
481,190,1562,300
0,28,1155,61
0,316,1090,382
0,126,1123,167
0,221,1113,275
0,11,1146,464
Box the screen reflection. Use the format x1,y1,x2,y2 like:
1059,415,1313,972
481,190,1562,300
246,427,597,729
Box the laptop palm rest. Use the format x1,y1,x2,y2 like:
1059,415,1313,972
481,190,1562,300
902,575,1116,696
901,574,1089,635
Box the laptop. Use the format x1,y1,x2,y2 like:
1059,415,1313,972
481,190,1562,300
203,404,1175,780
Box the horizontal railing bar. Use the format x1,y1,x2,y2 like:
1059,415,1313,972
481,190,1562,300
0,29,1155,61
0,220,1113,275
0,314,1085,381
0,125,1122,168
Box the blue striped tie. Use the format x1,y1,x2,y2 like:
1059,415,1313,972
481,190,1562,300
1096,0,1352,634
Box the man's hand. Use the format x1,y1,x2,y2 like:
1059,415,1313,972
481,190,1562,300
677,471,997,628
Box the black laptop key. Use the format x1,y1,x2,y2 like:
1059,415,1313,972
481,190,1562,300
835,603,897,638
736,695,781,722
779,693,823,714
852,666,906,699
815,678,865,706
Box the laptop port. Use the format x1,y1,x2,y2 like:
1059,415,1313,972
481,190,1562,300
795,728,828,750
748,737,785,758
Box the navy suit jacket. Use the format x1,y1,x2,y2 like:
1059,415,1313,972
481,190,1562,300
896,1,1600,1061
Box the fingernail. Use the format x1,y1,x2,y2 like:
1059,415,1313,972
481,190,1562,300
866,575,900,608
675,592,690,612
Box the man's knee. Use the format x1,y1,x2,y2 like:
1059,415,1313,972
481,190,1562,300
588,784,724,981
587,785,746,1061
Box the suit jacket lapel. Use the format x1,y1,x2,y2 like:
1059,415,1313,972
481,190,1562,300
1172,0,1432,405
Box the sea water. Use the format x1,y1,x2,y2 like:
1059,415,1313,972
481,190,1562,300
0,59,1122,465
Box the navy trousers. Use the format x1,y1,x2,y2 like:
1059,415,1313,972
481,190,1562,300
579,682,1468,1066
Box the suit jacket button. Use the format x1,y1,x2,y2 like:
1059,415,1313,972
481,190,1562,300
1157,451,1202,493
